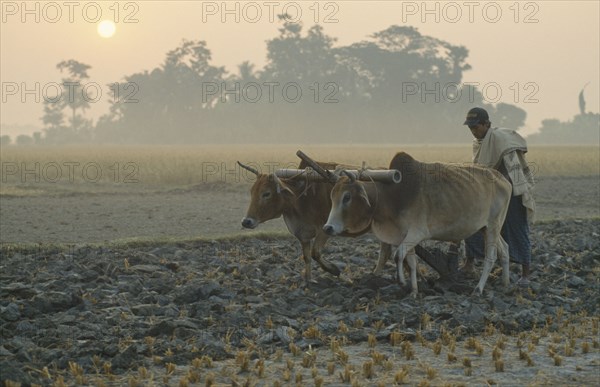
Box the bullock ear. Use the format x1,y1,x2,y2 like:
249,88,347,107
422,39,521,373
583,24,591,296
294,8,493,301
278,181,295,197
271,174,295,197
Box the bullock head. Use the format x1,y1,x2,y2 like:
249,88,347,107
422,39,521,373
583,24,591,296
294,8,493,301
323,171,373,236
238,161,296,229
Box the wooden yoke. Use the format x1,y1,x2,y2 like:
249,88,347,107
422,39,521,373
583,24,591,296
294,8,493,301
279,150,402,184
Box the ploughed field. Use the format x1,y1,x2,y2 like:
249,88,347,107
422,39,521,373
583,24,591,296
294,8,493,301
1,221,599,385
0,145,599,385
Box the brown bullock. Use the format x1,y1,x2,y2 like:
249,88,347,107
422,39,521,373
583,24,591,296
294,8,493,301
238,160,395,283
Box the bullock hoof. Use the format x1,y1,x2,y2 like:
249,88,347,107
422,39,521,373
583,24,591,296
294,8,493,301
396,277,407,287
371,267,383,276
471,287,484,296
303,278,319,288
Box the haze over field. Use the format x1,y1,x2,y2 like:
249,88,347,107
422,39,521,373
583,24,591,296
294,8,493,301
1,1,599,144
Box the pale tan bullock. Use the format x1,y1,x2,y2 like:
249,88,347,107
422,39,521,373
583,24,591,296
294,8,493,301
323,152,512,296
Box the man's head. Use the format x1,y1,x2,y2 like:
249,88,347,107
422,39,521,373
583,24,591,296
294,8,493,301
464,107,491,139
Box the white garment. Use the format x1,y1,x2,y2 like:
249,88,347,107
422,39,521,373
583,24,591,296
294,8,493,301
472,127,536,223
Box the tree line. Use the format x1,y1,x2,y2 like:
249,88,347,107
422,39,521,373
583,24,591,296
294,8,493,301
2,19,597,146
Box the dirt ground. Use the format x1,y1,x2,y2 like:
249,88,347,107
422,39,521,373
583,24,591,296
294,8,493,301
1,217,598,386
1,175,598,244
1,174,599,386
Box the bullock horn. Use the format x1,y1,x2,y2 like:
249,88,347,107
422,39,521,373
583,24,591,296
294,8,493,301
296,150,338,183
237,161,260,176
342,170,356,183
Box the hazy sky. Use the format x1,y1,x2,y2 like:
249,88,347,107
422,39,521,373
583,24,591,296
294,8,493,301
1,1,599,138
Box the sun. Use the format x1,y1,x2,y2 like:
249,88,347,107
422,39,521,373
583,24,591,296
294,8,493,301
97,20,116,38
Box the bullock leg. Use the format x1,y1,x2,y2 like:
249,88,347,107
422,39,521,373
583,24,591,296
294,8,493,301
474,227,500,295
311,231,341,277
394,246,407,286
395,245,419,297
299,239,314,284
406,250,419,298
373,243,393,275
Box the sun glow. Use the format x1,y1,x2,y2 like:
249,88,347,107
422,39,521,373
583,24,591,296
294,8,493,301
97,20,116,38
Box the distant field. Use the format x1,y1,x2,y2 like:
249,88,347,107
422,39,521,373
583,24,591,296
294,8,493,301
1,145,598,196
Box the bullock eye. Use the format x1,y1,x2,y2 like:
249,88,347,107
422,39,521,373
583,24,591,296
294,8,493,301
342,192,351,205
261,191,272,199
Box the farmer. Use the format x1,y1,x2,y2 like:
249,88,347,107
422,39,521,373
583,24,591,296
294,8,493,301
461,107,536,286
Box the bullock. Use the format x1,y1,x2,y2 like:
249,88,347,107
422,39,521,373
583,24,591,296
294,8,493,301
238,160,396,284
322,152,512,296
